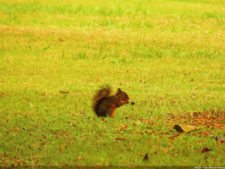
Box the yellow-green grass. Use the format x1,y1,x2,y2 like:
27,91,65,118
0,0,225,166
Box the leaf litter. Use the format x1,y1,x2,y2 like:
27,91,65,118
169,111,225,130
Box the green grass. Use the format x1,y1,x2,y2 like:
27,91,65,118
0,0,225,166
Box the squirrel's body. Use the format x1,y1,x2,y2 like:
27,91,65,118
92,86,129,117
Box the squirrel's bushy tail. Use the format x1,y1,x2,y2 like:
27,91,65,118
92,85,111,115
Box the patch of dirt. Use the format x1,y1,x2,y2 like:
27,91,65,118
168,111,225,129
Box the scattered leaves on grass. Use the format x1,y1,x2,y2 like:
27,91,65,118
201,148,212,153
173,124,197,133
169,111,225,131
143,153,149,161
189,111,225,129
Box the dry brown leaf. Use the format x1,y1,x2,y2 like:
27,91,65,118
173,124,197,133
59,90,69,94
143,153,149,161
201,148,211,153
115,137,127,141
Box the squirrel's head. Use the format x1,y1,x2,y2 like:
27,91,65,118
115,88,129,106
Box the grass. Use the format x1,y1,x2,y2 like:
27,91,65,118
0,0,225,166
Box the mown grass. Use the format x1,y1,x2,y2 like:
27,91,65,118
0,0,225,166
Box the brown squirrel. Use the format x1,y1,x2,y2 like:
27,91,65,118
92,86,129,117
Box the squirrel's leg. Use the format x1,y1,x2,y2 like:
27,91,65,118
109,108,116,117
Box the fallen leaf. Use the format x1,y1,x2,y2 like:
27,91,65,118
59,90,69,94
115,137,127,141
201,148,211,153
130,101,135,105
173,124,197,133
143,153,149,161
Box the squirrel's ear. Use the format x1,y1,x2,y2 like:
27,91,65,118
117,88,122,93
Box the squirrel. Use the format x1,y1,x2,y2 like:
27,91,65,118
92,86,129,117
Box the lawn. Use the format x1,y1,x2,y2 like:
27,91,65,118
0,0,225,166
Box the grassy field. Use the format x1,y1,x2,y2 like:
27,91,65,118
0,0,225,166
